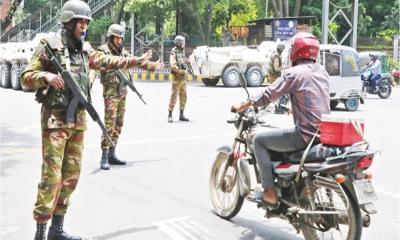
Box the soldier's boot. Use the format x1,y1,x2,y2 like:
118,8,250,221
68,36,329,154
168,111,173,123
47,215,81,240
100,149,110,170
108,145,126,165
179,110,189,121
34,222,47,240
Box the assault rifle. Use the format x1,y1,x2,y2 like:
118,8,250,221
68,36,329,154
43,44,114,147
106,70,147,105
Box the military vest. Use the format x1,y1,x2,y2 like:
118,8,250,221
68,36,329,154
98,42,129,97
269,51,282,75
172,47,186,69
36,35,91,109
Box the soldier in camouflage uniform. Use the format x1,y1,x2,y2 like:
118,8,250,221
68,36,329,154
98,24,154,170
21,1,159,239
168,35,190,123
267,43,285,83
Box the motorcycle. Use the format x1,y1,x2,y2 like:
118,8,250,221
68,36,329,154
361,69,392,99
209,77,378,240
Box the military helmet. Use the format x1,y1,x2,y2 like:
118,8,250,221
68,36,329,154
277,43,285,52
106,24,125,38
60,0,92,23
174,35,185,45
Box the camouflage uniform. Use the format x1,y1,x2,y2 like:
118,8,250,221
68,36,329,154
268,50,283,83
98,42,130,150
21,30,154,224
168,46,187,112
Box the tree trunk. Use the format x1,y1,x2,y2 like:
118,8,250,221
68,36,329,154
284,0,289,16
112,0,127,24
294,0,302,17
278,0,283,17
271,0,279,17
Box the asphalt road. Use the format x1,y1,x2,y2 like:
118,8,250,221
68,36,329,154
1,81,399,240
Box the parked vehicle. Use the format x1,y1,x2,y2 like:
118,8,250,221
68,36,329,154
0,32,56,91
189,41,285,87
319,45,364,111
209,81,378,240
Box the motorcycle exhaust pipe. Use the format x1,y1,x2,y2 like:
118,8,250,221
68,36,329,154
362,213,371,228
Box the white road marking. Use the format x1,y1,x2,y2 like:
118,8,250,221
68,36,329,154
154,216,213,240
0,226,20,236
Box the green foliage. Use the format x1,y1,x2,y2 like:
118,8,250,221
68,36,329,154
377,29,400,42
87,16,112,41
388,56,400,72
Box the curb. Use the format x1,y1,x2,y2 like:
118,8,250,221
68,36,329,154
131,72,202,82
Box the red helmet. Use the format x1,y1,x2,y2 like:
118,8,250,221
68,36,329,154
290,32,320,63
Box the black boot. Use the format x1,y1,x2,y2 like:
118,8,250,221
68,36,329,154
168,111,173,123
108,144,126,165
47,215,81,240
34,222,47,240
100,149,110,170
179,110,189,121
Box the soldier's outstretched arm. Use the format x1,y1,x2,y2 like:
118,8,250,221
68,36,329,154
89,50,160,72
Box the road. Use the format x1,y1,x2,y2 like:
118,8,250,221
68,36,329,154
1,81,399,240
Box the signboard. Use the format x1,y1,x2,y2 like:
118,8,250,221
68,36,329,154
273,19,297,40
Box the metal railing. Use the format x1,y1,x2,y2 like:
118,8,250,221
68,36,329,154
3,0,113,41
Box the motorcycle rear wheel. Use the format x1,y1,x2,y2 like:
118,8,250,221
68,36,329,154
377,81,392,99
209,151,244,219
298,180,362,240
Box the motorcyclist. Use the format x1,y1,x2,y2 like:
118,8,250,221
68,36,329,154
364,54,382,91
231,32,330,207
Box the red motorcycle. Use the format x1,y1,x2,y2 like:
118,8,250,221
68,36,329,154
209,80,378,240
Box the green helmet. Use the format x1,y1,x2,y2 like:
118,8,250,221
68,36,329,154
106,24,125,38
174,35,185,45
60,0,92,23
277,43,285,52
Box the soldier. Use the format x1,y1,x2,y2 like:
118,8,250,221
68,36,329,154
268,43,285,83
21,1,160,239
97,24,151,170
168,35,190,123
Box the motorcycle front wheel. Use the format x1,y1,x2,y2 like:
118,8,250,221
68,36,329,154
209,151,244,220
298,178,362,240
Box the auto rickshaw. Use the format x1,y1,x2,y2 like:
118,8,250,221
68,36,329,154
319,44,364,111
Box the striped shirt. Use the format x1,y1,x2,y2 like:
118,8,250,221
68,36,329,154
251,60,330,143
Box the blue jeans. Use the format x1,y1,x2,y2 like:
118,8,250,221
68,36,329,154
370,73,381,89
253,128,307,188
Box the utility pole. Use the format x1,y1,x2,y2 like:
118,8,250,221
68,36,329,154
160,23,164,62
131,13,135,56
322,0,329,44
350,0,358,48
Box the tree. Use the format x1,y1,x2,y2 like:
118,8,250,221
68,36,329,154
269,0,303,17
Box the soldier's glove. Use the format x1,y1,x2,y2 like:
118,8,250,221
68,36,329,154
44,72,64,89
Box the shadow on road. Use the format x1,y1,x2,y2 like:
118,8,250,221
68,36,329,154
89,158,167,175
231,216,303,240
87,225,157,240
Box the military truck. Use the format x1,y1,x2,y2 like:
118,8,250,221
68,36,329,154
0,33,56,91
189,41,285,87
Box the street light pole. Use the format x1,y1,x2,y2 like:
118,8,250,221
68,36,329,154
131,13,135,56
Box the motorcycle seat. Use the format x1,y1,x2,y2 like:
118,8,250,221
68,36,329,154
271,144,339,164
